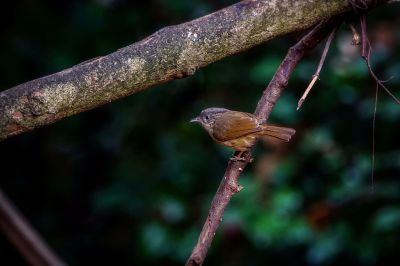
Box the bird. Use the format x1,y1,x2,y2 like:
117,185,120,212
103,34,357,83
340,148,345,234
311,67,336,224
190,108,295,155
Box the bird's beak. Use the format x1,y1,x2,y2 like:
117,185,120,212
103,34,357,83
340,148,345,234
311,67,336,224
190,117,200,123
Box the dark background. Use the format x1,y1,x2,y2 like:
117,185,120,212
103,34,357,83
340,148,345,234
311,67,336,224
1,1,400,265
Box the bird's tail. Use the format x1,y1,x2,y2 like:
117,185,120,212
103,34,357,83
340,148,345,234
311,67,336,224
261,125,296,142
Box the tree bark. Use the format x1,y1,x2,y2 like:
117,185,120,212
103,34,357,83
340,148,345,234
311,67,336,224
0,0,354,140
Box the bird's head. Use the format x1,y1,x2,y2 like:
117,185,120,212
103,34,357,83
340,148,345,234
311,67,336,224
190,107,229,133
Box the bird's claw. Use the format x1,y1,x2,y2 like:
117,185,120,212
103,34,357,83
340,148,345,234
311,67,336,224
229,156,246,162
229,154,254,163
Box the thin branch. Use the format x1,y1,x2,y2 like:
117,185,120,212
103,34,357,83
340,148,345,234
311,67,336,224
0,188,67,266
346,1,399,194
185,17,343,266
297,25,339,110
371,82,378,193
359,15,400,104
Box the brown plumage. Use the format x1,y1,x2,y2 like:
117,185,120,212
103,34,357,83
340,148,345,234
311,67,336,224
191,108,295,151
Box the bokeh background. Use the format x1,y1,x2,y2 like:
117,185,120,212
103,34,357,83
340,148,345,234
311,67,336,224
1,1,400,265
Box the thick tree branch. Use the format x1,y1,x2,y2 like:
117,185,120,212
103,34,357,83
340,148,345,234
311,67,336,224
0,0,357,140
0,189,66,266
185,17,343,266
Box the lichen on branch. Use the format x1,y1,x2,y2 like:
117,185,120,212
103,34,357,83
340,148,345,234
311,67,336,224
0,0,354,140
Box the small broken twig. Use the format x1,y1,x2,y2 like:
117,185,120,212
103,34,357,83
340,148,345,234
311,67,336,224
297,25,340,110
349,23,361,45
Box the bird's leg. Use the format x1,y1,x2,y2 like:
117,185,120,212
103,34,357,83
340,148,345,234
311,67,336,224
230,151,245,162
229,151,253,163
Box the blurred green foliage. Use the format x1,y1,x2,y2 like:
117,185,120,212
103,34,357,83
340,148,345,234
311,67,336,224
1,1,400,265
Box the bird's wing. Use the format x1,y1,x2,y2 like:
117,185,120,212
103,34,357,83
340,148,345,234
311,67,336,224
212,111,262,142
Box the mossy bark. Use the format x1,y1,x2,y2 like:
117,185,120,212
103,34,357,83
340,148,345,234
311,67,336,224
0,0,378,140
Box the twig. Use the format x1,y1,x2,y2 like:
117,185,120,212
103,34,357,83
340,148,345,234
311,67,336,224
371,82,378,193
297,25,339,110
185,17,343,266
347,0,399,193
357,14,398,190
359,15,400,104
0,188,67,266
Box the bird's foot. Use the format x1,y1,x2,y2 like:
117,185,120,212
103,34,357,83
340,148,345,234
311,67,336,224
229,151,253,163
229,155,246,162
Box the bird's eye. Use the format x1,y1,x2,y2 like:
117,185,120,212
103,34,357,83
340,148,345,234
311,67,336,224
204,115,209,121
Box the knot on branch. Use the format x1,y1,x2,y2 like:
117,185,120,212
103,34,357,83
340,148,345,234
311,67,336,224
226,175,243,193
174,66,198,79
348,0,378,13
